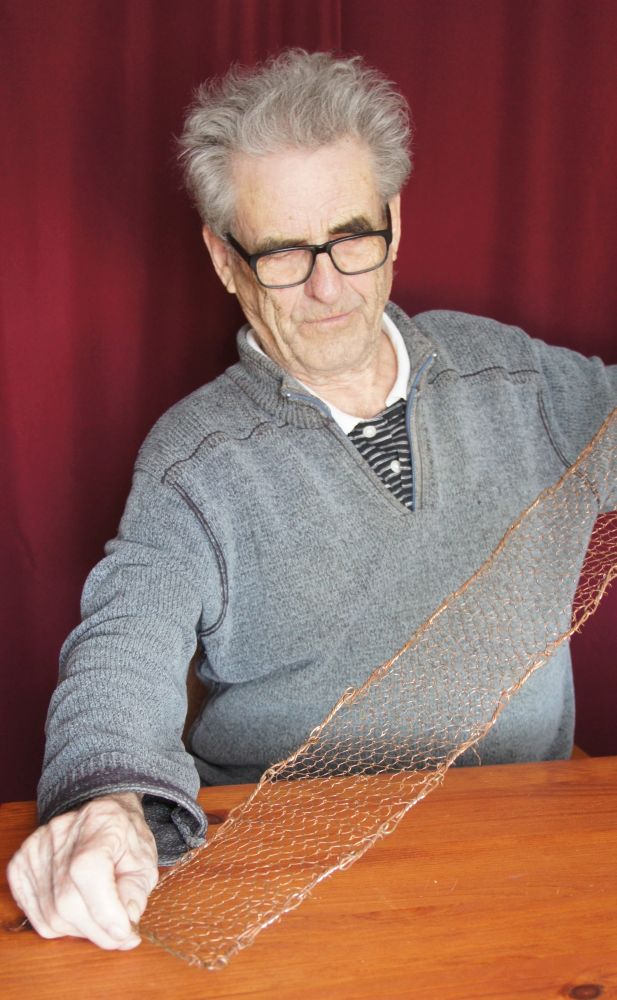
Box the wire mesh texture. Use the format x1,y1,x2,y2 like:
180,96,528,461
140,408,617,969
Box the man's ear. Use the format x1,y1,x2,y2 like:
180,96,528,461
202,226,237,294
389,194,402,263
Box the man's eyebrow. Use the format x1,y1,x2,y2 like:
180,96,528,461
252,214,378,255
252,235,307,254
329,214,375,236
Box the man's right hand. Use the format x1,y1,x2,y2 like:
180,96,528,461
6,791,158,950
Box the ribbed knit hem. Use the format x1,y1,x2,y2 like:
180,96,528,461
38,763,207,866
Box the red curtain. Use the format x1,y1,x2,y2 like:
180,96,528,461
2,1,616,801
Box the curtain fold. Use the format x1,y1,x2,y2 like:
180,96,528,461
1,0,615,800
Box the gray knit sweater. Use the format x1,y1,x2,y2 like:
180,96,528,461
39,306,617,862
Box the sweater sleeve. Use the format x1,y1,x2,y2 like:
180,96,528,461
530,337,617,511
37,467,226,863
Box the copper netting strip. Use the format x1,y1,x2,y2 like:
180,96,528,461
140,409,617,969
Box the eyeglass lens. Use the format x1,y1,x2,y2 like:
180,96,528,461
256,234,389,288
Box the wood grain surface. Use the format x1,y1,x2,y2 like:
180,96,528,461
1,757,616,1000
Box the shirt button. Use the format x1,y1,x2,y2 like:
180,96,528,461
362,425,377,438
390,459,401,474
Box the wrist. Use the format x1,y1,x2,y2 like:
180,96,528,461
105,791,144,811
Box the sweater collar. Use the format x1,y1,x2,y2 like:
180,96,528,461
228,301,435,428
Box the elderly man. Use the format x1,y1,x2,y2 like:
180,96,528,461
8,50,617,951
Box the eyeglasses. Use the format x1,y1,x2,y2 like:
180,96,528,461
225,205,393,289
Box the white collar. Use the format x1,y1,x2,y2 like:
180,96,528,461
246,312,410,433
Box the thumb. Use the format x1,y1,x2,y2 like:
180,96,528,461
116,871,156,929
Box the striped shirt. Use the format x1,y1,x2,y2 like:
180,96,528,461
348,398,413,510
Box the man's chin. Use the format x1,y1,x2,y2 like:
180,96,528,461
293,333,375,379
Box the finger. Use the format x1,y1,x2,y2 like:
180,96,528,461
63,848,141,948
8,846,94,946
6,853,56,939
8,831,83,940
25,830,132,949
116,869,158,927
46,880,137,949
54,799,155,947
114,822,159,925
7,797,155,951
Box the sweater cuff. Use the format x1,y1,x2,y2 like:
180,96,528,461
38,766,207,865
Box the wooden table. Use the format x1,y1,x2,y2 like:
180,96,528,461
1,757,616,999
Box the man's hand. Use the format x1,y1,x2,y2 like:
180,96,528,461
6,792,158,950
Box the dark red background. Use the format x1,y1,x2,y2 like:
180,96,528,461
2,1,616,802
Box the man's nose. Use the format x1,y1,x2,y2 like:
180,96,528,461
303,251,345,302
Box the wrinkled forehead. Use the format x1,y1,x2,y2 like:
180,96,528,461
228,137,383,247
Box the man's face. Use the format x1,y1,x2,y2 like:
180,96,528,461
203,137,401,383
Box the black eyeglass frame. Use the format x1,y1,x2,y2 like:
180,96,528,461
225,204,393,289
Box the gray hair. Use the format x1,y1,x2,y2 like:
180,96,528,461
178,49,412,235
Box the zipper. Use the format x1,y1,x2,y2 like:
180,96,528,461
282,352,437,513
406,352,437,511
281,388,333,419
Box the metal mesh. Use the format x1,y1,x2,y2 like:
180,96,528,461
140,409,617,969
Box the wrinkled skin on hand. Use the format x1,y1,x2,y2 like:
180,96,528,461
6,792,158,950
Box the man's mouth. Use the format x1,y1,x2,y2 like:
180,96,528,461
303,309,354,326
